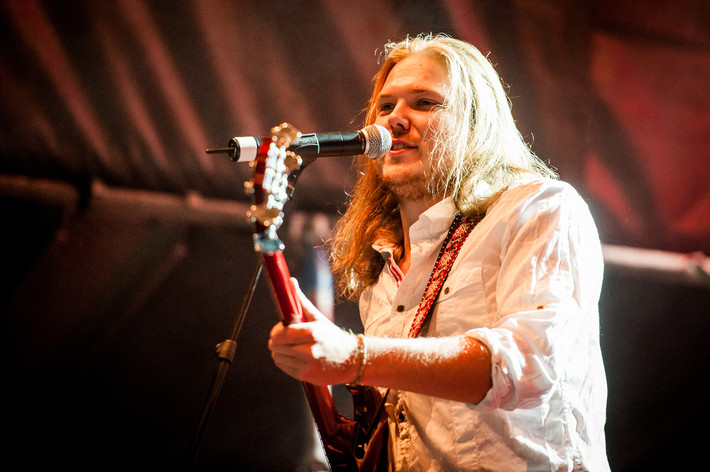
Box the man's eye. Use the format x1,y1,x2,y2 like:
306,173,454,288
418,99,439,108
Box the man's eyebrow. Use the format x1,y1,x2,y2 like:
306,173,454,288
411,88,441,94
376,88,442,100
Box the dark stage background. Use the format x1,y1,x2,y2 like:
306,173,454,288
1,1,709,470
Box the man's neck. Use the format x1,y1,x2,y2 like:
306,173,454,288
397,196,441,275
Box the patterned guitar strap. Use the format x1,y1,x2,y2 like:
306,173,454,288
364,212,482,448
408,212,482,338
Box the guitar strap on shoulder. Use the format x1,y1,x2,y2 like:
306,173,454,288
408,213,482,338
355,213,481,469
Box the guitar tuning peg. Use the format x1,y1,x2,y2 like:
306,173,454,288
270,122,301,148
284,151,302,171
247,204,283,229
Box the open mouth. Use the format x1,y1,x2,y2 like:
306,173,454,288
391,141,415,151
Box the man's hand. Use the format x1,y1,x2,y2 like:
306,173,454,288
268,278,359,385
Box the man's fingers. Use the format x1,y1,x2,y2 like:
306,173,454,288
289,278,325,322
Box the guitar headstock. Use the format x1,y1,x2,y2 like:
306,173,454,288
244,123,303,254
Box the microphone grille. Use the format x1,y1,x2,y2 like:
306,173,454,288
361,124,392,159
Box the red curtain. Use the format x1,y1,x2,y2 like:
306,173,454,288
1,0,708,253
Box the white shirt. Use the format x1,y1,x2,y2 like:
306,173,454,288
359,179,610,471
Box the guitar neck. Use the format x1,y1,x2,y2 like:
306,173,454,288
246,125,385,470
260,250,303,325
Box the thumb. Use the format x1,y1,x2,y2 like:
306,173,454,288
289,277,327,323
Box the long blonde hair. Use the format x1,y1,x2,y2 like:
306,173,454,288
329,34,557,300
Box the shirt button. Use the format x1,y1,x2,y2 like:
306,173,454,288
443,287,450,294
396,305,405,312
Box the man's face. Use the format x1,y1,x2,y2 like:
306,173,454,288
374,52,449,202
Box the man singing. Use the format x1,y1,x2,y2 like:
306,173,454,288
269,33,610,471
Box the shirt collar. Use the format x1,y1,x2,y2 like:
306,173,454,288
410,196,457,239
372,197,457,256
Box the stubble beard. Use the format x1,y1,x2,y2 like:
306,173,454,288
378,142,447,204
381,168,430,203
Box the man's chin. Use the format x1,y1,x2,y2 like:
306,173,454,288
382,173,430,202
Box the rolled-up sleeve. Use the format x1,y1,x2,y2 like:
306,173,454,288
466,183,604,411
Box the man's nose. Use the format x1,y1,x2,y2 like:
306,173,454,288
387,101,410,134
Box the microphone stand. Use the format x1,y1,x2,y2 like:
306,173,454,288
186,260,263,469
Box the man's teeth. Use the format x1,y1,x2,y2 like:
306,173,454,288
392,143,409,150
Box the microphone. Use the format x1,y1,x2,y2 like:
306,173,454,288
207,124,391,162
